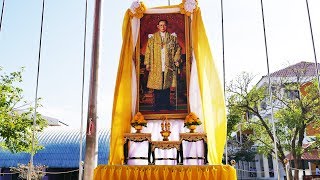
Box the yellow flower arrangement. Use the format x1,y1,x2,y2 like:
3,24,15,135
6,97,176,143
179,0,198,16
128,1,146,19
131,112,147,127
184,112,202,127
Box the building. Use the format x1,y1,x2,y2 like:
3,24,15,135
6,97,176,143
0,127,110,180
232,61,320,179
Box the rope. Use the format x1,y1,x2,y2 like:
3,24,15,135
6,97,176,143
0,0,4,31
259,0,280,179
40,169,80,175
29,0,46,179
236,168,278,179
220,0,228,165
236,168,281,178
0,169,79,175
304,0,320,95
288,167,302,171
236,169,268,173
289,167,320,173
0,172,18,175
78,0,88,179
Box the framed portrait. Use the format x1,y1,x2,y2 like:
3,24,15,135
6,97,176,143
136,12,191,119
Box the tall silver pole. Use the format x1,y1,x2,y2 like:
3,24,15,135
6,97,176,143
0,0,5,31
78,0,88,179
83,0,102,179
28,0,45,179
220,0,228,165
305,0,320,94
259,0,280,179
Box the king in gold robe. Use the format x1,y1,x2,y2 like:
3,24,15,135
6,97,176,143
144,31,181,90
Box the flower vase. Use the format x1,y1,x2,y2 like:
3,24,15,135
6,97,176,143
134,125,143,133
188,125,197,133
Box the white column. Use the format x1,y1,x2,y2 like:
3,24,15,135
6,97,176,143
255,155,262,178
272,156,279,178
244,161,248,178
263,155,270,178
248,161,251,178
308,162,312,175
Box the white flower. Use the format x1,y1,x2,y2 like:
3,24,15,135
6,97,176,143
148,34,154,38
184,0,197,13
171,32,177,37
130,1,140,14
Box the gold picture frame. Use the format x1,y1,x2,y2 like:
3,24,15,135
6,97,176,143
136,12,191,120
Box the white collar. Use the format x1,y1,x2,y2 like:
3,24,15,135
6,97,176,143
160,32,166,37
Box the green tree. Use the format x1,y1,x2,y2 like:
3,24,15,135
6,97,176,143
0,67,47,154
225,73,257,167
227,69,320,179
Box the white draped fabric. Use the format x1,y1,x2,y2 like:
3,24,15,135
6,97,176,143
128,120,205,165
131,17,139,116
189,54,204,128
131,62,137,117
131,17,140,51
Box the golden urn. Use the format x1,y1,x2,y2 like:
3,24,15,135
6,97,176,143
160,115,171,141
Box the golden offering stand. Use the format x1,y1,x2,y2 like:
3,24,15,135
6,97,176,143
160,115,171,141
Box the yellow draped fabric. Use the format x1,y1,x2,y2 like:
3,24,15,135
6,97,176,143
108,5,227,168
94,165,236,180
192,9,227,164
108,10,133,165
104,5,235,180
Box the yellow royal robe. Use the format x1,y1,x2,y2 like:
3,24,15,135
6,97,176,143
144,31,181,90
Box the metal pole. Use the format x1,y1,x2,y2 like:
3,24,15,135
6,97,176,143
286,163,290,180
78,0,88,179
259,0,280,179
83,0,102,179
305,0,320,95
220,0,228,165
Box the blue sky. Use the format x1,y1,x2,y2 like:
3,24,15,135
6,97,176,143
1,0,319,129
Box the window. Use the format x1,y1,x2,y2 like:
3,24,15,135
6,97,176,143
260,100,267,110
285,90,300,100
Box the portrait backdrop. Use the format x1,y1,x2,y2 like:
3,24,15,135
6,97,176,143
138,13,189,116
